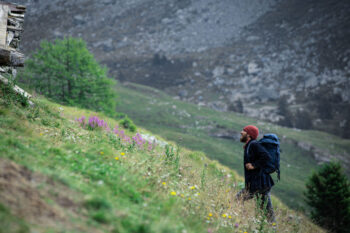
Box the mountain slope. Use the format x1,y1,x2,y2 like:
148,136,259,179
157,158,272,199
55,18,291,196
0,88,325,232
15,0,350,137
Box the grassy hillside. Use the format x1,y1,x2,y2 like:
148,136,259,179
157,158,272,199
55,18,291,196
0,87,324,232
115,82,350,211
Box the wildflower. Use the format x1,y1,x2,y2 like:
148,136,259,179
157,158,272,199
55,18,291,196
39,133,43,136
190,186,195,190
222,214,227,218
228,215,232,219
170,191,177,196
207,217,210,220
234,223,239,228
244,231,248,233
114,157,119,160
194,192,200,196
100,151,104,155
162,182,166,186
272,222,276,226
226,189,230,193
180,194,185,198
121,152,125,156
188,197,191,201
208,213,213,217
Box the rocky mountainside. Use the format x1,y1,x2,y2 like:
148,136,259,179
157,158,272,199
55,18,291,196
16,0,350,137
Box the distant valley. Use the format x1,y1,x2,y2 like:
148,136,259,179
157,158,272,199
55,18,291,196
16,0,350,137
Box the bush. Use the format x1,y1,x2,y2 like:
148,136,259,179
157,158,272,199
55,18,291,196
120,117,136,132
304,161,350,233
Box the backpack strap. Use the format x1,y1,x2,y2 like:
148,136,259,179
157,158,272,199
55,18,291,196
246,140,257,157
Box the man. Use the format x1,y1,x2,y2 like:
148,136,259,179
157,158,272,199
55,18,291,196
236,125,275,222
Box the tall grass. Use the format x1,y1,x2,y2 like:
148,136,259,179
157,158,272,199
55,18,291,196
0,94,324,232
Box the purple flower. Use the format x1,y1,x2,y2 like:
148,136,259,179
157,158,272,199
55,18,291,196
76,116,86,127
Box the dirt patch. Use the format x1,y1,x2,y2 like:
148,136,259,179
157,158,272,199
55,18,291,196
0,158,101,232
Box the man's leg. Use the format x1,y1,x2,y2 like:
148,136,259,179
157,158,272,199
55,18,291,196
259,189,275,223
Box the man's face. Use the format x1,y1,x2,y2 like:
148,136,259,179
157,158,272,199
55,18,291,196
240,130,249,143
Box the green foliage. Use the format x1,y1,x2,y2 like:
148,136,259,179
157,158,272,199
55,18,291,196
164,144,175,162
120,117,136,132
91,211,110,224
0,75,29,108
200,164,207,190
19,37,117,116
305,161,350,233
83,197,111,210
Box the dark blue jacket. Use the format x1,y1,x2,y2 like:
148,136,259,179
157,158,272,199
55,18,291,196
244,140,274,193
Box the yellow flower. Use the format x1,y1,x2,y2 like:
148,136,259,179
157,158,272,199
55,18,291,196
208,213,213,217
222,214,227,218
180,194,185,198
190,186,195,190
207,217,210,220
228,215,232,219
162,182,166,186
100,151,104,155
244,231,248,233
114,156,119,160
121,152,125,156
272,222,276,226
226,189,230,193
170,191,176,196
188,197,191,201
39,133,43,136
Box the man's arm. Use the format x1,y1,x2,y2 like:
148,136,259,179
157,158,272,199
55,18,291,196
246,142,270,170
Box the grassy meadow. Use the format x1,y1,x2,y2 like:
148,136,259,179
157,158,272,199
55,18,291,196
0,87,325,232
115,82,350,211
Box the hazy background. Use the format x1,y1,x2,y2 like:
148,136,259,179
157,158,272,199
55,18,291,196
9,0,350,210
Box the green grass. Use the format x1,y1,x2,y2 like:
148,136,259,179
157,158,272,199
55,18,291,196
0,89,324,232
0,98,204,232
115,83,350,210
0,203,29,233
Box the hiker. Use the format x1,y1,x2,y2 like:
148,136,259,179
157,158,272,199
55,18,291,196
236,125,275,222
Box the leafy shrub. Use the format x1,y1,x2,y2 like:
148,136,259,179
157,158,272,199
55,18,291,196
120,117,136,132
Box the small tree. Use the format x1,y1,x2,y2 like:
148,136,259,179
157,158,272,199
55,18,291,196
19,37,117,116
305,161,350,233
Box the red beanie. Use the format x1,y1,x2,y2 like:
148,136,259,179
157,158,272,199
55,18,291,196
243,125,259,140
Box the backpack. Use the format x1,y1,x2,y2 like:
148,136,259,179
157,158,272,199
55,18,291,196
247,134,281,180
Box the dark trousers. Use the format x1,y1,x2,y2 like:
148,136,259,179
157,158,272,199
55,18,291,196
236,188,275,222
